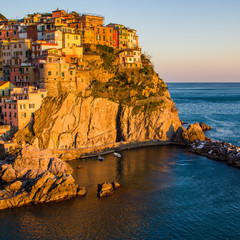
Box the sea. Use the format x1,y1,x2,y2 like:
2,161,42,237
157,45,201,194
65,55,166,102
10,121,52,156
0,83,240,240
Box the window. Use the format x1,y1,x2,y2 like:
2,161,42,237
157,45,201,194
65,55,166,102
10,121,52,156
8,104,11,109
41,94,44,98
20,104,22,109
21,113,26,118
70,71,73,75
62,72,64,77
9,112,11,117
4,112,6,117
14,113,16,118
48,71,51,76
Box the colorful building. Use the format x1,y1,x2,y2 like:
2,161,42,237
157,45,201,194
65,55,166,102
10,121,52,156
80,14,104,29
0,44,3,80
32,40,59,58
107,23,138,49
0,81,16,124
119,49,142,68
43,30,63,48
0,25,19,40
2,86,47,129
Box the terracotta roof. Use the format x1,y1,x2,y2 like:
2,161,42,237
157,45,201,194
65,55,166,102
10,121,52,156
0,81,9,87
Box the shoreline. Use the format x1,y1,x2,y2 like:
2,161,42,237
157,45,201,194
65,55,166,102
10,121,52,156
50,140,186,161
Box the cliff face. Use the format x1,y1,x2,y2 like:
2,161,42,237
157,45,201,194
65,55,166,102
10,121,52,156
15,93,181,149
14,50,182,149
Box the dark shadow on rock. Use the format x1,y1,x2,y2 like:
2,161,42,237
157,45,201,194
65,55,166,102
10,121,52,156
166,124,176,142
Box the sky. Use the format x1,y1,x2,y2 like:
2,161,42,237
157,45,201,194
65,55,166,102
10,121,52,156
1,0,240,82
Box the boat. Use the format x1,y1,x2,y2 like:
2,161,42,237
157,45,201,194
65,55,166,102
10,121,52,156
113,152,121,158
98,155,104,161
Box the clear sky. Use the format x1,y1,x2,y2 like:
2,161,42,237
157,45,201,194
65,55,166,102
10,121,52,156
1,0,240,82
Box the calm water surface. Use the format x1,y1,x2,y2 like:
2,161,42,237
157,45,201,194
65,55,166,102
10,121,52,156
0,83,240,240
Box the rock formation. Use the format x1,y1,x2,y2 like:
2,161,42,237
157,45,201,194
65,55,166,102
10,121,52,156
189,140,240,168
182,123,206,142
175,123,206,144
97,182,120,197
0,146,86,210
199,122,211,131
14,89,182,150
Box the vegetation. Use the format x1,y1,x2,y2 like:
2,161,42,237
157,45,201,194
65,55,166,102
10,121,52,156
88,48,168,114
132,100,165,115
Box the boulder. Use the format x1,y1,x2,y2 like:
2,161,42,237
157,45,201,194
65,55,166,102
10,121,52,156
199,122,211,131
97,182,120,198
0,146,73,183
182,123,206,143
0,172,86,210
0,146,86,210
189,140,240,169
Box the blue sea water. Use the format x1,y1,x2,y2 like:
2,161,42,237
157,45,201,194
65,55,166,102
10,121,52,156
0,83,240,240
168,82,240,146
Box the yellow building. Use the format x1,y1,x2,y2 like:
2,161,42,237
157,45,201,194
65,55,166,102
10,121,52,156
0,81,16,124
24,13,42,25
57,27,81,48
62,32,81,48
0,81,15,97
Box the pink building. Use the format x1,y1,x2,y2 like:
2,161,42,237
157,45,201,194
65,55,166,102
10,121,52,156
32,40,59,58
2,86,47,129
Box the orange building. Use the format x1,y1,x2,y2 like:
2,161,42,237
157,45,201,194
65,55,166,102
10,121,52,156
82,26,114,47
80,14,104,29
52,9,66,18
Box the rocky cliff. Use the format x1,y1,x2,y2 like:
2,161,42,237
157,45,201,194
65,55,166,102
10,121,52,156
14,50,183,150
15,92,182,149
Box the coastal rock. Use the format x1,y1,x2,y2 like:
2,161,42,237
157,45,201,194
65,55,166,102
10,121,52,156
120,98,181,142
0,172,86,210
182,123,206,143
0,146,86,210
97,182,120,198
199,122,211,131
189,140,240,168
0,146,73,183
14,94,182,150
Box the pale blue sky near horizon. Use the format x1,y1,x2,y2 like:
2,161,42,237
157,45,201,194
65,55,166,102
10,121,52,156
1,0,240,82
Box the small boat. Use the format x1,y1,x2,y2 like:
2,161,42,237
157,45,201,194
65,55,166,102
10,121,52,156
98,155,104,161
113,152,121,158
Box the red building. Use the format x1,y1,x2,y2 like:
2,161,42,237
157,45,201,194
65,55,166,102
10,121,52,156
112,29,119,48
0,27,19,40
27,25,38,41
